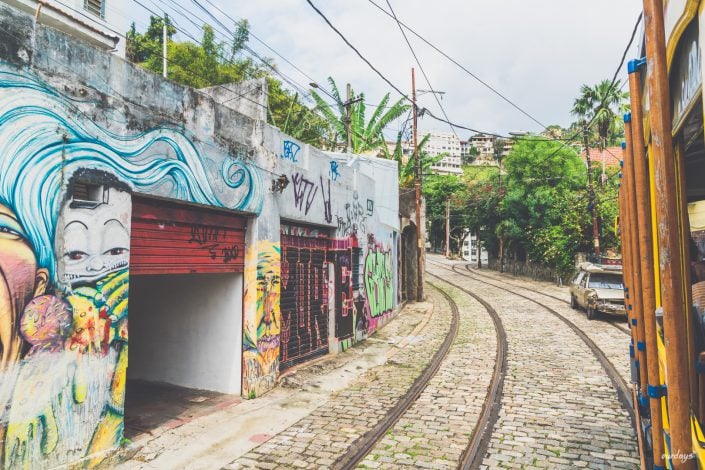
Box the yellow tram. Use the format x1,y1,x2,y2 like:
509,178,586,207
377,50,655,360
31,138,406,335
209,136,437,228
622,1,705,468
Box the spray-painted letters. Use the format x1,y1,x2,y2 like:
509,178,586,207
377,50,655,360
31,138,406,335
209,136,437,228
281,140,301,162
364,247,394,318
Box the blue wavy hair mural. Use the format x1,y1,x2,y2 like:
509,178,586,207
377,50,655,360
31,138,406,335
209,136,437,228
0,65,263,280
0,63,265,468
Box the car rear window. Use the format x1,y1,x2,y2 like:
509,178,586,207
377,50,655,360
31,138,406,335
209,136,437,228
588,273,624,289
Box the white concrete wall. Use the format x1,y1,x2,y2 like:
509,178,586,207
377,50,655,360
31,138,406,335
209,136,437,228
128,273,243,394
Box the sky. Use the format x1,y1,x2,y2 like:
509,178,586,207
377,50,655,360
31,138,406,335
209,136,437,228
126,0,644,139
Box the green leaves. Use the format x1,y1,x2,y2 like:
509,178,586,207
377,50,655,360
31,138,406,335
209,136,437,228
310,78,409,154
571,79,630,146
126,17,332,148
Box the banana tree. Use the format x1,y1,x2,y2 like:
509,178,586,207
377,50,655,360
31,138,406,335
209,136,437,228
310,77,409,153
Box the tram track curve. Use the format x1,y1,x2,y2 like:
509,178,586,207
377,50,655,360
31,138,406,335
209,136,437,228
425,272,508,469
337,282,459,470
461,263,632,337
426,260,636,429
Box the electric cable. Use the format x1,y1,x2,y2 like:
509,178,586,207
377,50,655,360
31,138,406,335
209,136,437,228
383,0,457,138
367,0,547,131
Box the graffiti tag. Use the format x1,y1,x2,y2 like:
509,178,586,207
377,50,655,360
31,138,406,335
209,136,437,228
336,192,367,236
329,161,341,181
292,172,318,215
281,140,301,163
190,226,221,243
364,248,394,318
366,199,374,216
320,176,332,224
221,245,240,263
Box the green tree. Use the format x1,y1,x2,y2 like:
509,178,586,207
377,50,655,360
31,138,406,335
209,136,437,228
126,18,327,147
571,79,630,148
422,174,467,254
499,137,589,275
310,78,409,153
462,146,479,165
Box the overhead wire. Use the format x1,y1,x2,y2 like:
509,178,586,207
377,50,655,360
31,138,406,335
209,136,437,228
366,0,547,131
531,11,643,168
134,0,408,150
383,0,458,138
304,0,527,140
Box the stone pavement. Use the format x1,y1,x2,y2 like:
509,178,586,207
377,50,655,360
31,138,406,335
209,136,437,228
226,287,454,469
114,258,640,469
426,258,640,469
461,261,633,393
357,281,497,469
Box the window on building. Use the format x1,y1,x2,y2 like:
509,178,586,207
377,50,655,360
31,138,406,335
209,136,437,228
84,0,105,18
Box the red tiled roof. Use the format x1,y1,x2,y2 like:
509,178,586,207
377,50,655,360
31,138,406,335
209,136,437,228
580,147,622,167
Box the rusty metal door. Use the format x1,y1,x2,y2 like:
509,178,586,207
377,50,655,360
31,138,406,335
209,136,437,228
280,224,330,369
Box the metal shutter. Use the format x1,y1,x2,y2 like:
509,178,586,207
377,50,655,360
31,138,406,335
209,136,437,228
280,225,330,369
130,197,247,275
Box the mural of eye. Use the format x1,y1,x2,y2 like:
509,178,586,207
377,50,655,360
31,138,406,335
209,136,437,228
67,251,89,261
0,214,28,241
105,248,129,256
0,225,23,238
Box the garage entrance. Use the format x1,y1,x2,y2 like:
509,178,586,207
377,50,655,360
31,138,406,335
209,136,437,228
125,197,247,437
280,223,331,370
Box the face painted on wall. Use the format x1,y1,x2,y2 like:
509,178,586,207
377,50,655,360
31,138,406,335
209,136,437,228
58,187,131,288
0,203,48,370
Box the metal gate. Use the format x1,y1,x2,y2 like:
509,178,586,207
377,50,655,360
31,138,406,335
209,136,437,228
280,224,330,369
130,197,247,275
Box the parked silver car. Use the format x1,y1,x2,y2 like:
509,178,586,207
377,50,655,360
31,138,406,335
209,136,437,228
569,263,626,320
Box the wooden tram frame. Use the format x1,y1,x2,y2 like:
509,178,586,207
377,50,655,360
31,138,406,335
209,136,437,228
622,1,705,468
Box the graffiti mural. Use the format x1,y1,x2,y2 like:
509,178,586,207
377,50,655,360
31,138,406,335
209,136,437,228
329,160,341,181
0,64,263,467
320,177,333,224
243,242,281,398
364,245,394,318
281,140,301,162
291,172,318,215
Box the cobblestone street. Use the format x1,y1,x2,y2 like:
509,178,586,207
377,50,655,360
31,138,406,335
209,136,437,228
113,256,640,469
226,287,454,469
424,259,639,469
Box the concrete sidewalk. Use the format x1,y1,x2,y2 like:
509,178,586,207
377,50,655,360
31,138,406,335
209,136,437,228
109,300,434,469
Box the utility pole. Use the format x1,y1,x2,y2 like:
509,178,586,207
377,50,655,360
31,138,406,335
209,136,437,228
583,122,600,257
412,68,424,301
162,16,167,78
342,84,362,153
476,231,482,269
445,197,450,258
346,83,352,153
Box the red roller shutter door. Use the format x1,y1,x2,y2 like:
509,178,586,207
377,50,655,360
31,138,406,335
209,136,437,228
130,197,247,275
280,226,330,370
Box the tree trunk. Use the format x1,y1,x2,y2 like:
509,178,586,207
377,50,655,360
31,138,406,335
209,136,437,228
477,232,482,269
499,237,505,273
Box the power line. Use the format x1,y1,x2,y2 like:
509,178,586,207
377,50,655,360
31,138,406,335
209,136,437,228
383,0,457,138
141,0,405,146
526,12,642,170
305,0,522,140
367,0,548,131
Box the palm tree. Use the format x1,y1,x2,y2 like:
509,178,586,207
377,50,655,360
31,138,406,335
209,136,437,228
310,77,409,154
571,79,630,185
571,79,630,149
